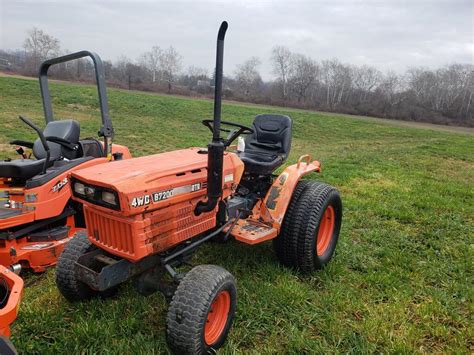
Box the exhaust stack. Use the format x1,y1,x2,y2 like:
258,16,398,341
195,21,228,215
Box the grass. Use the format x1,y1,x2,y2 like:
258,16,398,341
0,76,472,354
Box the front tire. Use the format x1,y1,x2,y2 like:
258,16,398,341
55,231,99,301
166,265,237,354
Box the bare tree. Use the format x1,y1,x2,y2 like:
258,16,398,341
378,71,402,103
352,65,382,102
5,28,473,126
23,27,60,71
160,46,182,92
186,66,208,80
177,66,209,90
271,46,293,100
437,64,473,114
235,57,263,99
406,67,431,101
288,54,319,103
140,46,162,83
321,59,352,109
113,56,144,90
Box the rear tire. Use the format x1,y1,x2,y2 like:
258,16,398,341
274,180,322,267
166,265,237,354
55,232,99,301
295,183,342,272
274,181,342,272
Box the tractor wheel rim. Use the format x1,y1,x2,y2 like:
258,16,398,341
317,205,335,256
204,290,231,345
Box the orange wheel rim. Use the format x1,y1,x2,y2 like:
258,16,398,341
204,290,231,345
317,205,335,256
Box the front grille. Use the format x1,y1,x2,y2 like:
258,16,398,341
84,207,135,257
83,196,217,261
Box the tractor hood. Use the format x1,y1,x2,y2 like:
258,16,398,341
73,148,209,187
70,148,244,216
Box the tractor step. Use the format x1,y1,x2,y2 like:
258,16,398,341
227,219,278,245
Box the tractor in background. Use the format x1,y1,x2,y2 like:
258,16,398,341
0,51,131,273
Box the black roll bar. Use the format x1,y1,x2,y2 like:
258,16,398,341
38,51,113,157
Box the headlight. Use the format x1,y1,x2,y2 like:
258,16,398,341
71,178,120,210
74,182,85,195
101,191,117,206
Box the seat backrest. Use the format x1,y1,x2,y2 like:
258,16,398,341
33,119,80,160
245,114,292,158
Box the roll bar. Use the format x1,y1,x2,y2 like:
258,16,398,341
38,51,114,157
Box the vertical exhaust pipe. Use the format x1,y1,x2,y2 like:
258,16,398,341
195,21,228,215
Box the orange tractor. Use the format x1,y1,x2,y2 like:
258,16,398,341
0,51,131,273
56,22,342,353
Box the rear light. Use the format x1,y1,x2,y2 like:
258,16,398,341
71,178,120,210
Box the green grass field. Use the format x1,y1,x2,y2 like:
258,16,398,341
0,76,472,354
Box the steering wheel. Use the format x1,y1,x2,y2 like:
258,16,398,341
202,120,253,147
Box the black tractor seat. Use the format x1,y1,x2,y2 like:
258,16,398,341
0,119,80,180
0,159,48,180
238,114,292,175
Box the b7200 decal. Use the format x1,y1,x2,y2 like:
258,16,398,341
131,183,201,208
152,189,173,202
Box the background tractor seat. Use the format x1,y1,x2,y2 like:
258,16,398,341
0,119,80,180
33,119,80,160
238,114,292,175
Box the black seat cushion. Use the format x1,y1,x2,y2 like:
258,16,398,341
0,159,48,179
0,119,81,180
33,119,80,160
238,114,292,175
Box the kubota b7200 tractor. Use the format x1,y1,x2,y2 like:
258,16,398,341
55,22,342,353
0,51,131,273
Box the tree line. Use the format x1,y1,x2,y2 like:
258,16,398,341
1,27,472,127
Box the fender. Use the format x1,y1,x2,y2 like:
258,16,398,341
259,155,321,230
0,265,23,337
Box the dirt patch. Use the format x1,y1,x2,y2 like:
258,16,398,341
66,103,92,111
0,143,10,152
0,143,16,160
348,175,404,194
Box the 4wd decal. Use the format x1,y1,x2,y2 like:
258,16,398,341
52,178,68,193
131,195,150,208
131,183,202,208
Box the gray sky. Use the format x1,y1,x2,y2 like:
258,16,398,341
0,0,472,79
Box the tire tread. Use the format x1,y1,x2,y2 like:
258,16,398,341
166,265,237,354
55,232,97,302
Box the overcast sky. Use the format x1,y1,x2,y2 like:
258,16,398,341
0,0,472,79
